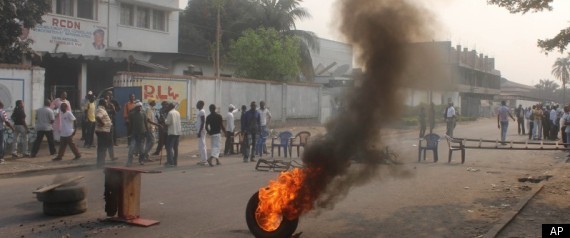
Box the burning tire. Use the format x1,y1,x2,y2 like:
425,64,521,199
246,191,299,238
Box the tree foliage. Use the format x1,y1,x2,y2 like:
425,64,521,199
179,0,319,80
229,27,300,81
252,0,319,81
179,0,257,58
552,55,570,103
487,0,569,53
534,78,559,93
0,0,50,63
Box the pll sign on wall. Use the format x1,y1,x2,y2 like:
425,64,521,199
26,15,107,56
142,80,188,118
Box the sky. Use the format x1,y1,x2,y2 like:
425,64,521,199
180,0,570,87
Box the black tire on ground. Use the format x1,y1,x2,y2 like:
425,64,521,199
245,191,299,238
43,199,87,216
36,186,87,203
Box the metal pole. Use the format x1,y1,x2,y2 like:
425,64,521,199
215,6,221,78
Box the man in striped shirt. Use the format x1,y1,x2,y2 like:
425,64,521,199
96,99,115,168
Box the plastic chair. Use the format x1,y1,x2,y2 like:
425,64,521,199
271,131,293,158
289,131,310,157
418,133,440,162
445,135,465,164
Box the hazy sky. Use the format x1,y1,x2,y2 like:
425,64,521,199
181,0,570,87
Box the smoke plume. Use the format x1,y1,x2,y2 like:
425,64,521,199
294,0,437,212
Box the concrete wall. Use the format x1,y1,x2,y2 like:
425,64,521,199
115,73,322,133
0,65,46,126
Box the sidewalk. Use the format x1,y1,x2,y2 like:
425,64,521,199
0,125,331,177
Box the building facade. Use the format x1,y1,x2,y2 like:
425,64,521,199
405,41,501,118
26,0,180,107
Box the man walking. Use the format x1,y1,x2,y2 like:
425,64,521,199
51,91,71,142
83,95,96,148
165,103,181,167
256,101,272,156
143,98,160,162
224,104,239,155
196,101,207,166
242,101,261,162
126,102,147,166
104,92,120,146
445,102,456,137
152,101,169,156
11,100,29,158
123,94,136,145
31,99,56,158
95,99,114,168
497,101,516,145
419,105,426,138
0,101,14,164
206,104,225,166
52,103,81,161
515,104,525,135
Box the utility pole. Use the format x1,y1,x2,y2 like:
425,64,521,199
215,1,222,78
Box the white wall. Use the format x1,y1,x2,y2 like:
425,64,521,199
0,66,45,126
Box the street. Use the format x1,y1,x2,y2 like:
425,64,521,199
0,118,568,238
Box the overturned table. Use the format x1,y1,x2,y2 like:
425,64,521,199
104,166,161,227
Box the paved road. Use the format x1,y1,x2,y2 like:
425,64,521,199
0,118,565,237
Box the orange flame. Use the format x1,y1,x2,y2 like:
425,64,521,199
255,168,319,232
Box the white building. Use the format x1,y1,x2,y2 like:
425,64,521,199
26,0,180,106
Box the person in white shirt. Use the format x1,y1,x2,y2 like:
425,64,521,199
165,103,181,167
224,104,240,155
550,106,559,140
52,103,81,161
256,101,272,155
50,91,72,142
195,100,207,165
445,102,456,137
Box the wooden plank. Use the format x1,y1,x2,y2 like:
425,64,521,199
33,176,84,194
119,171,141,219
484,184,544,238
105,166,162,174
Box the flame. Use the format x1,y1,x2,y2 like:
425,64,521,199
255,168,320,232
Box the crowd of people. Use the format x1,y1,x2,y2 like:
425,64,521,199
0,90,274,167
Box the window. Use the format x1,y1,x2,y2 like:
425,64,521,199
54,0,97,20
120,3,134,26
136,7,150,29
56,0,74,16
119,4,169,32
152,9,165,31
77,0,95,20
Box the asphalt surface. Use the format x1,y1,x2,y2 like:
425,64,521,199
0,119,566,238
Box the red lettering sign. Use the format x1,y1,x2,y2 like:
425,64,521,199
143,84,180,101
51,18,81,30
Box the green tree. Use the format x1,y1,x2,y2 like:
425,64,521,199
487,0,569,53
252,0,319,81
552,55,570,103
178,0,257,57
534,78,559,100
0,0,50,63
229,27,300,81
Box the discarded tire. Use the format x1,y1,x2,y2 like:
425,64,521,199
245,191,299,238
43,199,87,216
36,186,86,203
